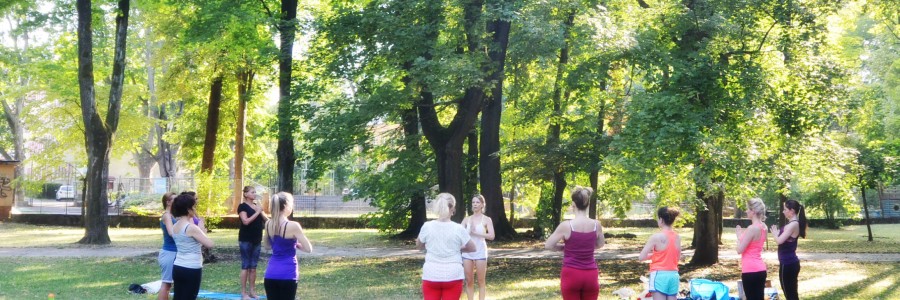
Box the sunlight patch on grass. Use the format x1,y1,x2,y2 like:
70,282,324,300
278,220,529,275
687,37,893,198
508,278,558,289
73,281,120,289
799,269,866,294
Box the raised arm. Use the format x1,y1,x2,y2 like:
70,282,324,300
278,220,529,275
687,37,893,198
736,225,757,254
162,212,175,237
188,224,215,249
770,222,797,245
544,222,568,251
292,222,313,253
595,220,605,249
461,239,476,253
638,233,658,261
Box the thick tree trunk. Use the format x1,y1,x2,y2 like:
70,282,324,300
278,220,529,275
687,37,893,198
479,16,516,240
547,11,575,230
156,102,180,178
232,69,254,213
200,77,224,173
431,144,468,222
395,107,428,238
77,0,129,244
690,189,723,265
276,0,299,194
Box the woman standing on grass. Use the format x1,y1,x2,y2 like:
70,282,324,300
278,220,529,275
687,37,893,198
545,186,605,300
461,194,495,300
158,192,178,300
417,193,477,300
736,198,767,300
770,200,807,300
638,207,681,300
263,192,313,300
172,192,215,300
238,186,267,300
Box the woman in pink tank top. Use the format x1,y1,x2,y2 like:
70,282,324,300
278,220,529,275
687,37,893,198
736,198,768,300
545,186,605,300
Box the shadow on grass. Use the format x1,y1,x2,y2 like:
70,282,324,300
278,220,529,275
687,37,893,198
807,264,900,300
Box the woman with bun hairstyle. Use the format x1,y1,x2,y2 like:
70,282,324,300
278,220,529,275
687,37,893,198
545,186,605,300
638,207,681,300
416,193,477,300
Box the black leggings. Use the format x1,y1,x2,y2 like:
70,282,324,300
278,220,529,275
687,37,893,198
264,278,298,300
172,265,203,300
742,271,767,300
779,262,800,300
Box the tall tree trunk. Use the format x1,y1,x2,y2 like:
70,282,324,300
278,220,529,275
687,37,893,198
200,77,224,173
690,189,723,265
463,130,478,216
861,187,873,241
479,14,516,240
232,69,254,213
276,0,299,194
547,11,575,230
77,0,130,245
394,107,427,239
419,0,485,223
589,83,607,219
156,101,181,179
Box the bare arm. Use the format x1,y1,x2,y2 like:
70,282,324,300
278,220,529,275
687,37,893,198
544,222,568,251
638,233,658,261
162,212,175,237
595,220,605,249
263,220,272,250
770,223,797,245
292,222,313,253
461,239,476,253
736,225,758,254
483,217,496,240
188,224,215,248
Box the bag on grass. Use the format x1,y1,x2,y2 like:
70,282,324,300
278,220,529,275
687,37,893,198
689,278,730,300
128,283,147,294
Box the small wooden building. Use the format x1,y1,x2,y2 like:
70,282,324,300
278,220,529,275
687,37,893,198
882,188,900,219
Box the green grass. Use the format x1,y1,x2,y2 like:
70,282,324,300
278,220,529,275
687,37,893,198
1,254,897,299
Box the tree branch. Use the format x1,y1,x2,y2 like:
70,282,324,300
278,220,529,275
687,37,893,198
0,146,12,160
636,0,650,9
258,0,274,19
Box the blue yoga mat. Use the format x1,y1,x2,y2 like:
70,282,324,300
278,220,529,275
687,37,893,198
196,290,267,299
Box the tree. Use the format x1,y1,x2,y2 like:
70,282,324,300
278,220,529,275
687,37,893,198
276,0,299,193
76,0,130,244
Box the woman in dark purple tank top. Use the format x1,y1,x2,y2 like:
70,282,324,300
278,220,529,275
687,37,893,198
545,186,606,300
769,200,807,300
263,192,313,300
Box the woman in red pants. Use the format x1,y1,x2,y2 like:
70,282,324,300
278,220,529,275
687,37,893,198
545,186,606,300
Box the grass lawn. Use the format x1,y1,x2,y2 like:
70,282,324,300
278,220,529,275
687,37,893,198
1,252,897,299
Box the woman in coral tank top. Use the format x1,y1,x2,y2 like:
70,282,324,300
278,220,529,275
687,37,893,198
736,198,768,300
639,207,681,300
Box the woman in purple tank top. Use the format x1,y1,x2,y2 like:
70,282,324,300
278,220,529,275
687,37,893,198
769,199,806,300
545,186,605,300
263,192,312,300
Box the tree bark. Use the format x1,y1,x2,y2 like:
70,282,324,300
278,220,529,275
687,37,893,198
690,189,723,265
77,0,130,244
547,11,575,230
394,107,427,239
479,14,516,240
861,187,873,241
200,77,224,173
232,69,254,213
463,130,478,216
276,0,299,194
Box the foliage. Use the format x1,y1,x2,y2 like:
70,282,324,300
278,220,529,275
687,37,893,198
194,172,230,228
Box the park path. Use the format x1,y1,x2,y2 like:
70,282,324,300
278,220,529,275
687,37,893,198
3,246,900,262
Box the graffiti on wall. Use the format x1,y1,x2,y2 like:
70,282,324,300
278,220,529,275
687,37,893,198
0,176,10,198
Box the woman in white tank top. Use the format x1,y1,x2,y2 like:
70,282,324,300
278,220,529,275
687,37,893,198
461,195,495,300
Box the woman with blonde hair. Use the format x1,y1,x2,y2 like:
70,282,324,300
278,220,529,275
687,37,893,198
263,192,312,300
545,186,605,300
237,186,267,300
417,193,477,300
736,198,768,300
461,194,495,300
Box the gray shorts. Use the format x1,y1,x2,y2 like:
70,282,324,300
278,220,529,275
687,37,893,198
158,250,177,283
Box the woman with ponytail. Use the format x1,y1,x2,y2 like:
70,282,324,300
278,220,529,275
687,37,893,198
263,192,312,300
769,200,807,300
545,186,605,300
416,193,477,300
